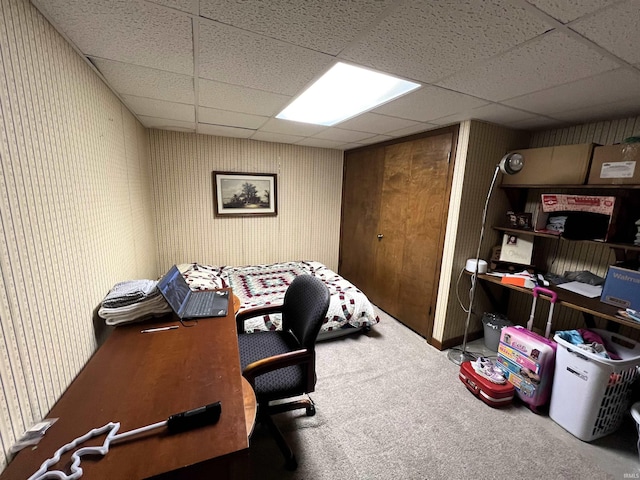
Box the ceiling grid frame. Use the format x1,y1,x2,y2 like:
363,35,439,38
28,0,640,148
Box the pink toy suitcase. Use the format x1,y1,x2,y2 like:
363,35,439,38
496,287,558,413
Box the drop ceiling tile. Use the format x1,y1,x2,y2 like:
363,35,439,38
295,138,345,149
198,19,333,95
91,58,194,104
431,104,541,126
341,143,367,151
373,86,488,122
153,0,198,15
312,128,375,143
259,119,327,136
34,0,193,74
198,123,255,138
386,123,437,137
571,0,640,64
525,0,617,23
139,116,195,132
122,95,195,122
339,0,550,83
549,98,640,123
358,134,393,145
509,116,566,130
32,0,639,144
198,107,268,130
250,131,305,144
199,0,396,56
338,113,419,135
437,31,620,101
503,68,640,115
199,79,290,116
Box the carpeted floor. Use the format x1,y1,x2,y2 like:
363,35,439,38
248,307,640,479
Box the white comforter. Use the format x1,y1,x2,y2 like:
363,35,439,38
178,261,379,334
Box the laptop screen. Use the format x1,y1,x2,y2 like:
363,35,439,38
157,265,191,314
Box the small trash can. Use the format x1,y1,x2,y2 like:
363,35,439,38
482,313,512,352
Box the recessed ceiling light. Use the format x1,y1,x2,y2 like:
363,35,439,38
276,62,420,126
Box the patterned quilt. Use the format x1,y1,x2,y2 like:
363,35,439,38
178,261,379,335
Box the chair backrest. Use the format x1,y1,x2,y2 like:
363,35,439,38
282,275,330,349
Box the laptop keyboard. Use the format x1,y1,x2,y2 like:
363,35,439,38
184,292,218,316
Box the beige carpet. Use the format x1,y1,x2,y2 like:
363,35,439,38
248,307,640,479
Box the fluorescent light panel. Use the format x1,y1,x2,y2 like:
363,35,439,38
276,62,420,126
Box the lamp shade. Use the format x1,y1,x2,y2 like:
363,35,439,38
499,153,524,175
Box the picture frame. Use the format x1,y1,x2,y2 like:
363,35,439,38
212,171,278,217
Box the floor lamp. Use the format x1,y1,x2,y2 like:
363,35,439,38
447,152,525,365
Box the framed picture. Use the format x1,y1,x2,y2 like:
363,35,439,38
212,171,278,217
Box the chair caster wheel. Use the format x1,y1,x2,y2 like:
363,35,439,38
285,456,298,471
306,405,316,416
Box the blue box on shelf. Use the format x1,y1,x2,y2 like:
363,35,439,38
600,265,640,312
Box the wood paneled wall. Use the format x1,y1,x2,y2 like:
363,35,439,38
530,116,640,148
0,0,157,469
148,130,343,272
433,121,530,346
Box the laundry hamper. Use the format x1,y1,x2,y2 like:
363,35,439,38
632,402,640,461
549,329,640,442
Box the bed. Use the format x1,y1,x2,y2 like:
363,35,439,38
178,261,379,339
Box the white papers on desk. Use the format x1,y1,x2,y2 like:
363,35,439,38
556,281,603,298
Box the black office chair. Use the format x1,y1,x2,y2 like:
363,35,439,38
236,274,330,470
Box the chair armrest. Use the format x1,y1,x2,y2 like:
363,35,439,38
235,304,283,332
242,348,312,385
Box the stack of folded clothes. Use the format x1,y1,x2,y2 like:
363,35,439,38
99,279,171,326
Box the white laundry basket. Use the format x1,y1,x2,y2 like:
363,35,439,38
549,329,640,442
632,402,640,461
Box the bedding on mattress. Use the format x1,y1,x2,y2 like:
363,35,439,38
178,261,379,336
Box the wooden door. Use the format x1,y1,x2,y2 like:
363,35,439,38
372,142,411,318
339,128,456,340
394,133,453,337
339,146,385,304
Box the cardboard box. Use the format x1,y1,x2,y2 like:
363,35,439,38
540,194,618,241
588,144,640,185
540,194,616,215
600,265,640,311
502,143,595,186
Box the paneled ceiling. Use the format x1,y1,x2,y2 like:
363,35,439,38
31,0,640,150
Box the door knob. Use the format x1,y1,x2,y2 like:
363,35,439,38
377,234,384,240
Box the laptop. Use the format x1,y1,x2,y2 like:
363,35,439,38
157,265,229,319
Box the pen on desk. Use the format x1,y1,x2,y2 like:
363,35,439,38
141,325,179,333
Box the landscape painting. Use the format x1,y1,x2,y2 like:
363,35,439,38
213,172,277,217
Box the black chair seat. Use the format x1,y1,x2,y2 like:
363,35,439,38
238,331,306,401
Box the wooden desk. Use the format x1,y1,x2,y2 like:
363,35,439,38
233,294,241,315
476,273,639,331
242,378,257,438
1,290,253,479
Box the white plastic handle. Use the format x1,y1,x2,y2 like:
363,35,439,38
28,419,166,480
